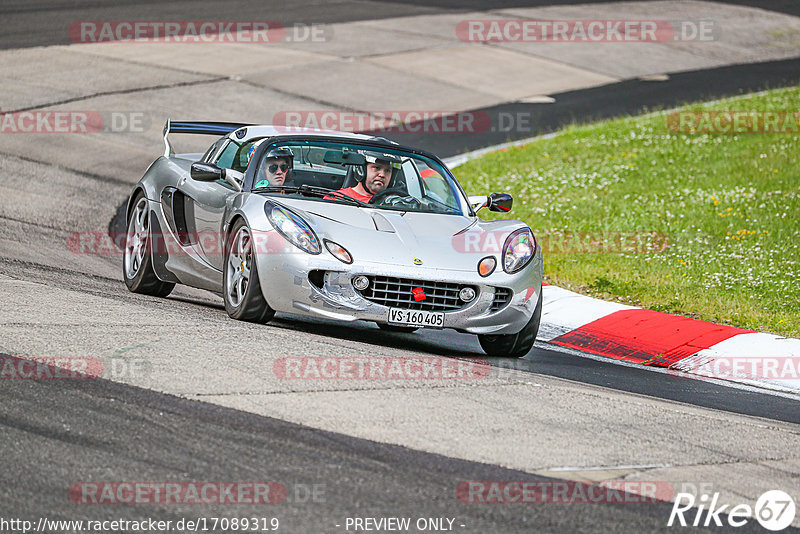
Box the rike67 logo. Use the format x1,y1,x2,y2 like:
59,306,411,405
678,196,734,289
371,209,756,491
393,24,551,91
668,490,796,531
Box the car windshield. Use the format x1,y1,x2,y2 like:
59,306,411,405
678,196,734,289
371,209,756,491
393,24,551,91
251,140,471,216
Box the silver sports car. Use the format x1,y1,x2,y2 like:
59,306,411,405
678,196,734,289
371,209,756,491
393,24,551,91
123,120,543,357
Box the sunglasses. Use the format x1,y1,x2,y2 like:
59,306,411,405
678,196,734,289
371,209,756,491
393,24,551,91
268,163,289,173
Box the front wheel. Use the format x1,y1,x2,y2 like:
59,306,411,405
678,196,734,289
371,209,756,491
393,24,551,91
223,219,275,323
478,291,542,358
123,193,175,297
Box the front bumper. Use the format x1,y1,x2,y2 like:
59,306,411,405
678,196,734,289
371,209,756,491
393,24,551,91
253,229,543,335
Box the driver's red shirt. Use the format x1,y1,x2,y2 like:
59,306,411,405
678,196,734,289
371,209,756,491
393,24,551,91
325,187,372,202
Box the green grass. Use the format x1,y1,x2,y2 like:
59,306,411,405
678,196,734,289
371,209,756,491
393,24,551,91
453,86,800,337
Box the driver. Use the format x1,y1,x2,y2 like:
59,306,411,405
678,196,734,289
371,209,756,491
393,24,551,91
254,146,294,188
329,151,400,202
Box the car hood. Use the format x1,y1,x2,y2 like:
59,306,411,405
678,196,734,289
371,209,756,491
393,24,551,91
273,198,525,272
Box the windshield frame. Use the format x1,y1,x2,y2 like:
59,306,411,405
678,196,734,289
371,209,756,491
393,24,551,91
243,135,475,217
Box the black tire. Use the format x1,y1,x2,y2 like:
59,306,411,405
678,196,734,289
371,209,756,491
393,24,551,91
478,291,542,358
377,323,419,333
123,192,175,297
223,219,275,323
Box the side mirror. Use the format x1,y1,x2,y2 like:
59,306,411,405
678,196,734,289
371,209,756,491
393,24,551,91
468,195,488,211
224,169,244,192
469,193,513,213
191,162,224,182
487,192,513,213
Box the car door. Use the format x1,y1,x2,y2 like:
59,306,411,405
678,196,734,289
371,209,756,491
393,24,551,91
180,139,243,271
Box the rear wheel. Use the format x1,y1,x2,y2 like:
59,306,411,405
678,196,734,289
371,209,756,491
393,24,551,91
223,219,275,323
478,291,542,358
123,193,175,297
377,323,419,333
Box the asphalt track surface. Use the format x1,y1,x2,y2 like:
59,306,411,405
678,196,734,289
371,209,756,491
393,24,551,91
0,0,648,49
2,1,800,533
2,351,776,534
3,0,800,49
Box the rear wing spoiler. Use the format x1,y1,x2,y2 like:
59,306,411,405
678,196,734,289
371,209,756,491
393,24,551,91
162,119,253,157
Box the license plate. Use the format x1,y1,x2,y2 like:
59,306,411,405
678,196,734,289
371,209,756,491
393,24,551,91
387,308,445,328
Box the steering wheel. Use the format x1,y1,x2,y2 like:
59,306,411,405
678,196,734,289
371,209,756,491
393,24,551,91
369,188,421,209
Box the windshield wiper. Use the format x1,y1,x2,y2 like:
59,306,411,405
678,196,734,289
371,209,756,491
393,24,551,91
252,185,302,194
422,196,460,214
300,184,370,206
252,184,369,207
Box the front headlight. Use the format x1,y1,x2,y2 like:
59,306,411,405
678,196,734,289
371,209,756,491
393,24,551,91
266,203,321,254
502,228,536,273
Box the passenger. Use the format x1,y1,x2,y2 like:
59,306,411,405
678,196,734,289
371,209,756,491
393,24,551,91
328,151,400,202
254,146,294,188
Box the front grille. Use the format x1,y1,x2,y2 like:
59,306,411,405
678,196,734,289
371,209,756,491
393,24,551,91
490,287,513,312
356,276,477,312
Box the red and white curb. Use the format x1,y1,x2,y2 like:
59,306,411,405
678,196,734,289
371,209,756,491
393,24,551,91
536,284,800,394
